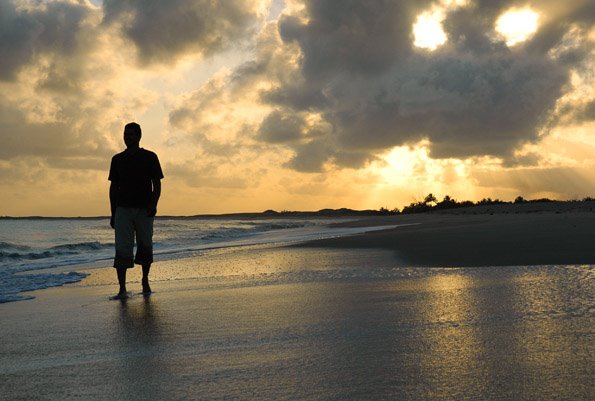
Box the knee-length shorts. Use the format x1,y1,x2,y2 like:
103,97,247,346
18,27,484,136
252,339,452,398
113,207,154,269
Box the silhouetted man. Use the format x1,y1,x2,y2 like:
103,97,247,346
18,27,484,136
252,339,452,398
109,122,163,299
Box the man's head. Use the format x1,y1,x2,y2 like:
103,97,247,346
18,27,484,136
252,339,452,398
123,122,142,149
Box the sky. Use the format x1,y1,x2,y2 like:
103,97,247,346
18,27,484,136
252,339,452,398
1,0,594,216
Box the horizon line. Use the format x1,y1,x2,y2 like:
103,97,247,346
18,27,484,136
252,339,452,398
2,198,594,219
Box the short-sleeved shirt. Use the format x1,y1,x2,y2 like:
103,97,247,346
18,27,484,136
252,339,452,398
108,148,164,208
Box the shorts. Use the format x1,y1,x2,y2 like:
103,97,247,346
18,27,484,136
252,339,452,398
113,207,154,269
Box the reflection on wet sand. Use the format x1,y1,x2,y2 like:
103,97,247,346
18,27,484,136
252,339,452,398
505,268,593,399
96,258,591,400
416,273,486,399
2,245,591,401
114,296,168,400
414,268,593,400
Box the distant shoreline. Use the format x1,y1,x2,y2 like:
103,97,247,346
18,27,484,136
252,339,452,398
2,199,595,220
0,208,388,220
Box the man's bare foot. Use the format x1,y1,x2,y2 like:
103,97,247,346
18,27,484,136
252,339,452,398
110,291,130,300
141,278,152,295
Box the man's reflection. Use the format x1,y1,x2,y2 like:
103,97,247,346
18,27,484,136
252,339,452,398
114,296,168,399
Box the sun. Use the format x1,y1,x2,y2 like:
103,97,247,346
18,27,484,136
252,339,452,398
413,10,447,50
495,8,539,46
412,1,470,51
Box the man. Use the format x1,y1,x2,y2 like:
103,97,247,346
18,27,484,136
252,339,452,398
108,122,164,299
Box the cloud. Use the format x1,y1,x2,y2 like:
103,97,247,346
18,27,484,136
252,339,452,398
165,159,251,189
0,156,108,216
284,138,331,172
257,109,305,143
101,0,267,65
0,55,160,163
0,95,110,160
473,165,595,199
0,0,96,81
581,101,595,121
167,68,268,162
278,0,433,78
339,49,566,159
0,1,113,162
243,0,595,172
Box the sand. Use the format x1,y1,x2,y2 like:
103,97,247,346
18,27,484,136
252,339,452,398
1,209,594,400
301,209,595,266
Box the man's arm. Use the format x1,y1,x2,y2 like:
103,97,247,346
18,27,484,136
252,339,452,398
109,181,118,229
148,178,161,217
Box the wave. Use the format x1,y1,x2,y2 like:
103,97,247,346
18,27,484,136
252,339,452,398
0,250,54,260
191,222,312,242
0,241,112,262
50,241,111,252
0,241,31,251
0,271,89,303
253,222,309,231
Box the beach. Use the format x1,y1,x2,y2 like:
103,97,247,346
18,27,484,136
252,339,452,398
300,206,595,267
1,209,594,400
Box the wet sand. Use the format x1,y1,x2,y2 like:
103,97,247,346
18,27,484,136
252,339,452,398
300,209,595,267
1,237,593,401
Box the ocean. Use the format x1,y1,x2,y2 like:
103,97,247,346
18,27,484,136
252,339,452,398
0,217,393,303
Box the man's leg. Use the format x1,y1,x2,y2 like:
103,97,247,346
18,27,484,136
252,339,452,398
141,264,151,294
113,207,135,298
134,210,155,294
117,267,127,295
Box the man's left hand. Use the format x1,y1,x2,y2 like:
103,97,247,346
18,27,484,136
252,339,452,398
147,207,157,217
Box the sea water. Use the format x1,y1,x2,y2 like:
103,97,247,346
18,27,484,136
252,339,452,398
0,217,394,303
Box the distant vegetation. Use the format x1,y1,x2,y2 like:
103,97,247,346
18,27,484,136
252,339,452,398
387,194,595,215
262,194,595,217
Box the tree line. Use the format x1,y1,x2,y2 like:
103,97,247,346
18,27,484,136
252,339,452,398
377,194,595,215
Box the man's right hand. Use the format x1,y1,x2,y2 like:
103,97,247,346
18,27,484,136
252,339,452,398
110,215,115,229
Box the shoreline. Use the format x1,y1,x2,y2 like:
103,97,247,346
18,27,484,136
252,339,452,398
6,206,595,303
7,202,595,302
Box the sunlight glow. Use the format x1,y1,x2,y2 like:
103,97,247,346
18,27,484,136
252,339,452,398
440,0,469,6
495,8,539,46
413,10,447,50
377,145,424,183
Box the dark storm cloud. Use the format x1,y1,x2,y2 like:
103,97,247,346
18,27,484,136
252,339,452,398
279,0,433,78
257,110,305,143
252,0,593,172
0,0,93,80
102,0,262,65
335,49,566,159
284,138,332,173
